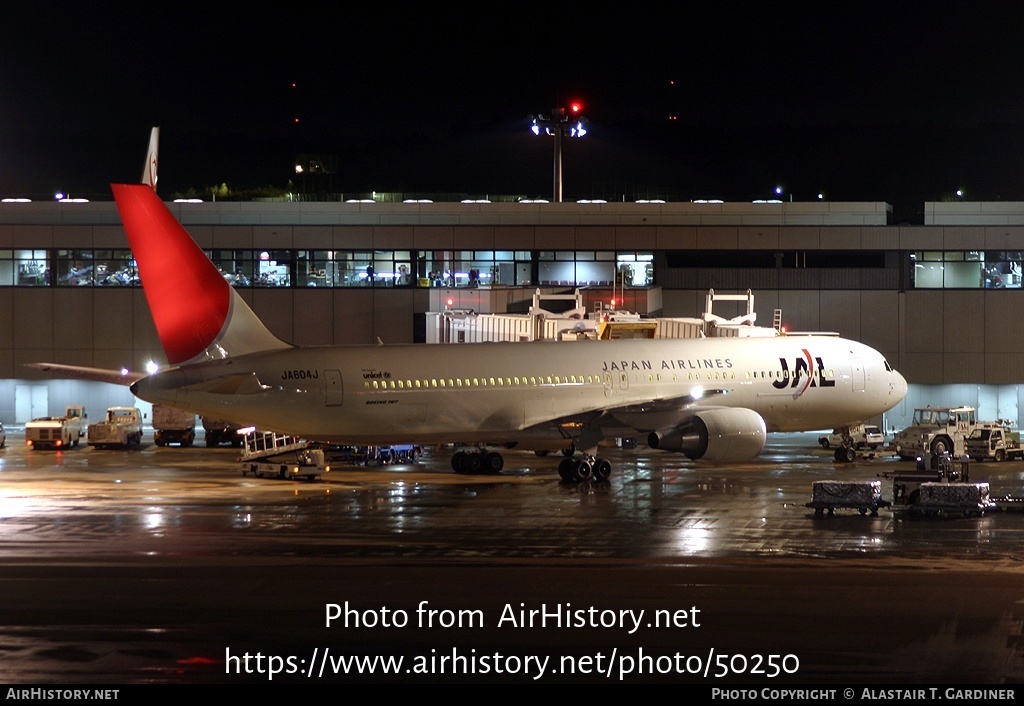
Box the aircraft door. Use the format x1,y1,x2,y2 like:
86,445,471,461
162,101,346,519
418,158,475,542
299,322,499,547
850,357,865,392
324,369,344,406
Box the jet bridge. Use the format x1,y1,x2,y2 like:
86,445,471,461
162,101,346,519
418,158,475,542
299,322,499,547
427,287,782,343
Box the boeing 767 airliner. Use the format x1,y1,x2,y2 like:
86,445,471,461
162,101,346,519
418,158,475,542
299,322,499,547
34,183,908,481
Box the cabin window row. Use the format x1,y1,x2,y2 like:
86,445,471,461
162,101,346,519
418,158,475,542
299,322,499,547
361,368,837,390
365,374,612,390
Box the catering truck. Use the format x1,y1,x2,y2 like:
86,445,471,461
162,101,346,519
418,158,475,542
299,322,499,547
87,407,143,449
25,404,87,449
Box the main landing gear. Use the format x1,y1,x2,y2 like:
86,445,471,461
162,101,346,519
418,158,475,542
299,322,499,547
451,449,504,474
558,454,612,483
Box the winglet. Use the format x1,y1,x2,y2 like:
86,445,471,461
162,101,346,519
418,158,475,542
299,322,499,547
111,183,291,365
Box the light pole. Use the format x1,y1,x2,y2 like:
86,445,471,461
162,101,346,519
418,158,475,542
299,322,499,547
530,102,587,202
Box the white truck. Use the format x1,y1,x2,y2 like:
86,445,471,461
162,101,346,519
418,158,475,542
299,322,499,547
893,406,1004,460
966,426,1024,462
25,404,87,449
152,405,197,447
87,407,144,449
818,424,885,450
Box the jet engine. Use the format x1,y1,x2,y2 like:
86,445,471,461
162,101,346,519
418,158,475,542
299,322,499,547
647,408,767,463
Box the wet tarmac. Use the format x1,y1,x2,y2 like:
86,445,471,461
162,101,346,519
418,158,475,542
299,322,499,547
1,432,1024,684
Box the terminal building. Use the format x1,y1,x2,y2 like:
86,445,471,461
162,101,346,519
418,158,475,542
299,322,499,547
1,196,1022,432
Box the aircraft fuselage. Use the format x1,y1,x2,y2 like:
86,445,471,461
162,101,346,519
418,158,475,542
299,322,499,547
132,335,905,444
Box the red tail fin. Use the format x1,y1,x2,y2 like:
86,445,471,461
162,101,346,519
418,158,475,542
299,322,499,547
111,184,290,365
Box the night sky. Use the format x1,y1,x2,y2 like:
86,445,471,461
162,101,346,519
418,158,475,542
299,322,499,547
3,3,1024,222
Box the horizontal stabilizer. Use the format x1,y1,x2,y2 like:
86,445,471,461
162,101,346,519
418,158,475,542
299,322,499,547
25,362,146,386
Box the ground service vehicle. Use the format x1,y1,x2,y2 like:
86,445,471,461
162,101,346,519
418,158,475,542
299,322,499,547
239,430,329,481
966,427,1024,461
893,406,1003,460
152,405,196,446
25,405,87,449
818,424,885,450
818,423,888,463
202,417,244,447
806,480,890,517
88,407,143,449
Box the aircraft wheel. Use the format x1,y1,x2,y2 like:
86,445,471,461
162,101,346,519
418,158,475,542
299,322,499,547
575,459,594,481
466,453,484,474
484,451,504,473
562,444,576,457
535,449,550,457
452,451,467,472
558,457,577,482
843,447,856,463
593,458,612,481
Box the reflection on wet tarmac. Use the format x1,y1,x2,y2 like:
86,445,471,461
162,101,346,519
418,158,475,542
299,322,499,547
2,431,1024,683
5,434,1024,561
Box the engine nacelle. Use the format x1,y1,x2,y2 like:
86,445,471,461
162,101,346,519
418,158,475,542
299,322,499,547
647,408,767,463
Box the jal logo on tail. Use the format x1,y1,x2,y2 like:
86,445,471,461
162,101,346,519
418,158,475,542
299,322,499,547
772,349,835,396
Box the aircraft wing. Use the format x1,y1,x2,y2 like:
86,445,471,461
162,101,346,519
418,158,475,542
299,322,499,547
24,363,146,386
509,388,728,449
603,388,729,431
519,387,765,464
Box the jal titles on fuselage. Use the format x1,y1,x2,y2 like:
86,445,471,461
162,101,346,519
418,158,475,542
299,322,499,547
601,358,734,372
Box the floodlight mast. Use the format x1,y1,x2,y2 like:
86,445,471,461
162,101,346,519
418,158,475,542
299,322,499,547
530,102,587,202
